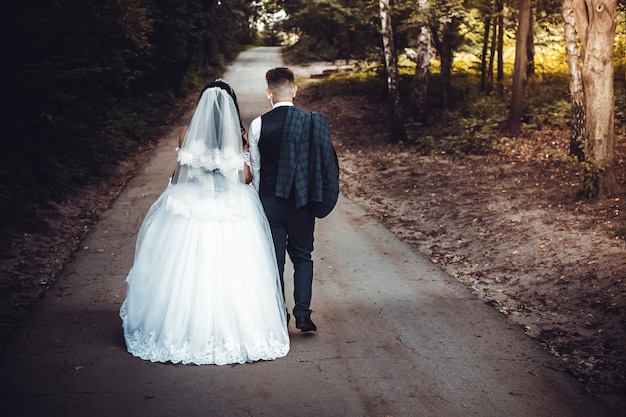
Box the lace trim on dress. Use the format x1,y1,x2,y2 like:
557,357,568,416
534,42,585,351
120,302,289,365
174,146,247,203
178,148,244,172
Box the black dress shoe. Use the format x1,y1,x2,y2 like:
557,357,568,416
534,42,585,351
295,316,317,332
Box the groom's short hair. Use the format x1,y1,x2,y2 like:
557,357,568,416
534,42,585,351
266,67,294,93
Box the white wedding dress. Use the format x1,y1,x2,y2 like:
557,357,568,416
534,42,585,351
120,85,289,365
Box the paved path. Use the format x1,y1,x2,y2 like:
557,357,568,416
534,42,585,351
0,47,621,417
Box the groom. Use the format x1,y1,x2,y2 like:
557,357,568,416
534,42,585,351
248,67,338,332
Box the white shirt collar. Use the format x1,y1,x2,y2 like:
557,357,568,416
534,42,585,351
272,101,294,108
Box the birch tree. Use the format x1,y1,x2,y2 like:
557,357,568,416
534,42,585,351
380,0,406,141
404,0,432,124
562,0,586,161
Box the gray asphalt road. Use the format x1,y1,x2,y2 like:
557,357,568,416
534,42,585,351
0,46,620,417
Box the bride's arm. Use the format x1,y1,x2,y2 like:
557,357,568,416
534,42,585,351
171,126,189,183
171,162,181,184
243,160,252,184
242,130,252,184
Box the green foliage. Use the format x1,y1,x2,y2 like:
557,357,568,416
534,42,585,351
305,67,503,154
306,57,577,157
616,2,626,69
302,69,384,100
423,93,505,155
580,161,606,199
0,0,253,238
615,73,626,124
280,0,382,63
283,36,340,63
319,72,379,92
523,74,571,128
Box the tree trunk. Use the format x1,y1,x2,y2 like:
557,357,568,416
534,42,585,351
507,0,531,136
480,16,491,92
496,0,504,84
404,0,432,124
379,0,405,142
412,25,431,124
487,13,497,93
562,0,586,161
526,6,535,76
439,22,455,108
576,0,621,197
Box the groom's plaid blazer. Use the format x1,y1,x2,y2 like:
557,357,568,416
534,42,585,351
275,106,339,218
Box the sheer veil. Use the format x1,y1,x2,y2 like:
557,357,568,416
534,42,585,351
167,85,247,219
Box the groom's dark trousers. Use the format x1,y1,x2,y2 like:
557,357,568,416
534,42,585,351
260,195,315,318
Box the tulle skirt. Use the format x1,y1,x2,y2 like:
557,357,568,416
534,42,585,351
120,181,289,365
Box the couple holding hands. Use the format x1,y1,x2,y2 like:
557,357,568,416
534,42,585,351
119,67,339,365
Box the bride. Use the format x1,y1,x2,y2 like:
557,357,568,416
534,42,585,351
120,80,290,365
